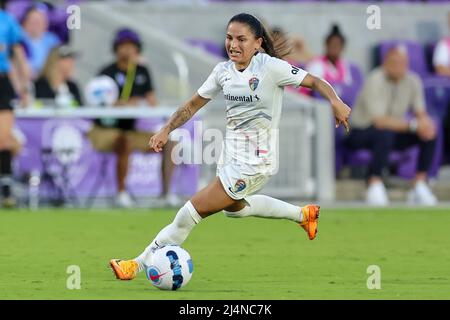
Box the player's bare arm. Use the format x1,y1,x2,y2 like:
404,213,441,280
301,73,351,132
149,93,209,152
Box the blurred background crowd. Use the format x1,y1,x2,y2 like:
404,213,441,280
1,0,450,209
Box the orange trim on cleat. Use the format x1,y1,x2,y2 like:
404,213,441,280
300,204,320,240
109,259,138,280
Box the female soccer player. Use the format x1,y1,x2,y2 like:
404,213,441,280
110,13,351,280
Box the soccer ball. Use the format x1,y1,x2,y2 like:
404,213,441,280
145,246,193,290
84,75,119,107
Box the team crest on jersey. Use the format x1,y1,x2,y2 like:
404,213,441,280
248,77,259,91
233,179,247,193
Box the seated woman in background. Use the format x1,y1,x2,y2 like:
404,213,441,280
306,24,353,86
34,45,82,108
20,3,60,78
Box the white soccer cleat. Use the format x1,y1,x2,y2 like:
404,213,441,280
164,193,183,207
115,191,135,208
407,181,438,206
366,181,389,206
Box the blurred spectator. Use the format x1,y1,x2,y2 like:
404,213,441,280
21,3,60,77
34,45,82,108
266,25,314,66
1,0,31,208
271,26,313,67
346,46,438,206
87,27,177,208
307,24,352,85
269,26,292,61
286,35,314,66
432,11,450,164
432,11,450,77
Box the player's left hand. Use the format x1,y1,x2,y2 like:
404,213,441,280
149,127,170,152
331,99,351,133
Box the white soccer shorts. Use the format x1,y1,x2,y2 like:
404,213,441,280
216,163,270,200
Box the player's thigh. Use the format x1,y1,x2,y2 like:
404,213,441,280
190,177,240,218
0,110,14,149
87,126,122,152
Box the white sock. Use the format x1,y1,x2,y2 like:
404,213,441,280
134,201,202,272
224,195,302,222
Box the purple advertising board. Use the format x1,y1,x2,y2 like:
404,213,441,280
14,117,200,200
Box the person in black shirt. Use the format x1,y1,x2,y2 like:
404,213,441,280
88,28,176,208
34,45,82,107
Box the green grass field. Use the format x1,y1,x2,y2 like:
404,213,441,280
1,207,450,300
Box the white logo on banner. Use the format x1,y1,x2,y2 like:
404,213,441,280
51,125,83,164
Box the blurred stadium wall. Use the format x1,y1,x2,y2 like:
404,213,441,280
66,1,449,202
72,1,448,98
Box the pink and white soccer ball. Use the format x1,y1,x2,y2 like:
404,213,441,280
145,246,193,291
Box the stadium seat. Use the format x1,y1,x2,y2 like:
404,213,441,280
48,6,71,43
343,117,443,180
424,75,450,119
5,0,30,20
424,42,437,74
336,64,364,175
423,75,450,170
344,146,419,179
311,62,363,106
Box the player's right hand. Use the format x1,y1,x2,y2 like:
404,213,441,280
149,128,170,152
331,99,351,133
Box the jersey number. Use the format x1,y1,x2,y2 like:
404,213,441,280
291,65,300,75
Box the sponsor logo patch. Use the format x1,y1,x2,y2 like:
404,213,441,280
249,77,259,91
233,179,247,193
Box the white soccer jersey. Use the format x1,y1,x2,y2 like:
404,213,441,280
198,52,308,175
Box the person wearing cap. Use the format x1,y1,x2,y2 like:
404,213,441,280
34,45,82,108
88,27,177,208
346,46,438,206
20,3,60,78
0,0,31,207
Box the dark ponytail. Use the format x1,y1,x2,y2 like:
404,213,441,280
326,24,346,46
228,13,291,59
260,23,277,57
